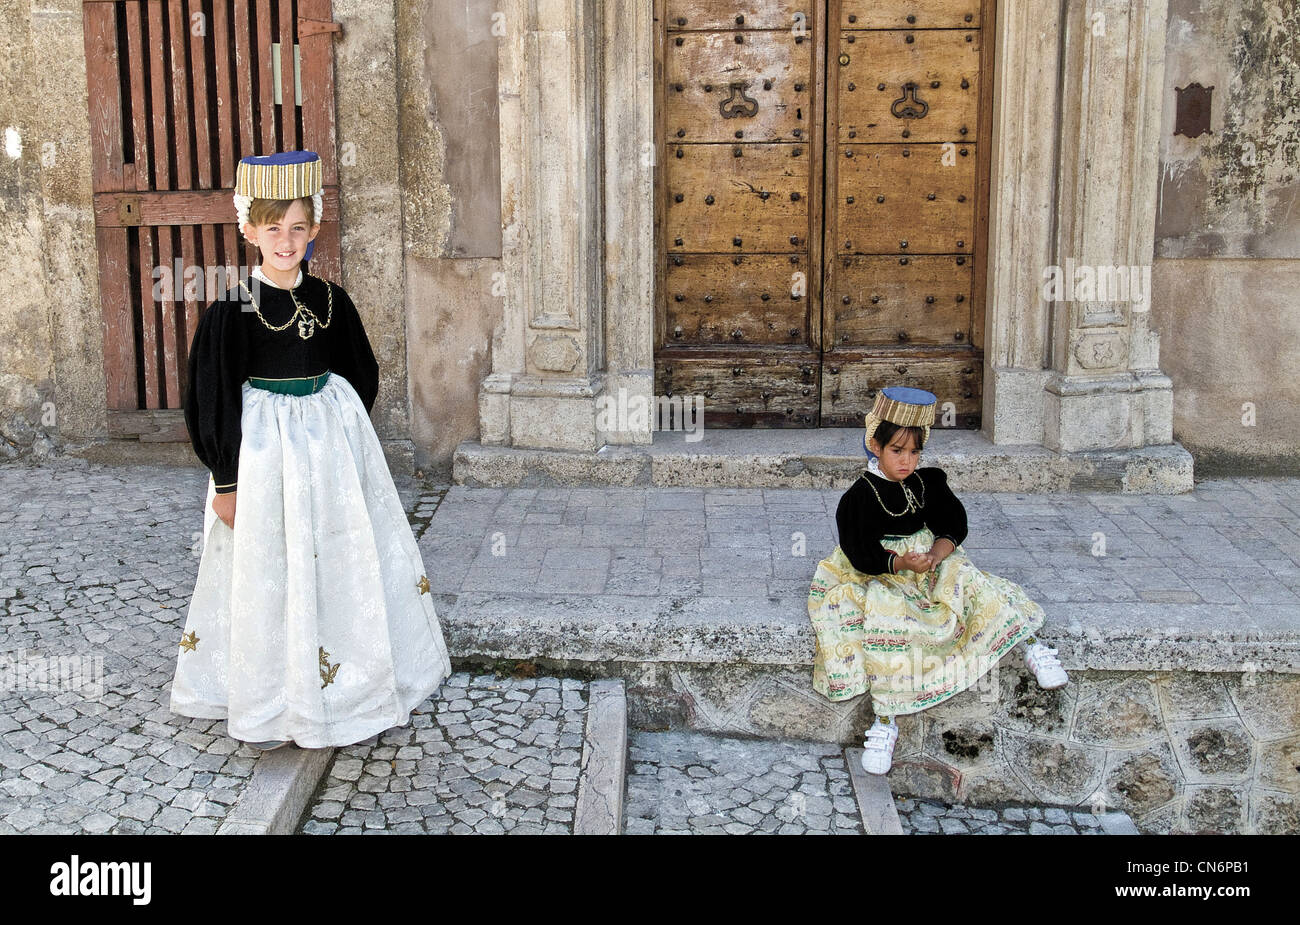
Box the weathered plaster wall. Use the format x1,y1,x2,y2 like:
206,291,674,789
333,0,412,447
0,0,106,458
397,0,502,472
1153,0,1300,471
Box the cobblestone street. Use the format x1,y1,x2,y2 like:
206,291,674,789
625,732,863,834
894,796,1114,835
300,673,588,834
0,460,443,834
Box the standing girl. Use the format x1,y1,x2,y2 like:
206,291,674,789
171,151,451,750
807,387,1068,774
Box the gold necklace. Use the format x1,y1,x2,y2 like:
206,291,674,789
862,469,925,517
239,271,333,340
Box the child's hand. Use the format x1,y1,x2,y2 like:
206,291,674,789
896,551,932,573
212,490,237,530
926,538,956,570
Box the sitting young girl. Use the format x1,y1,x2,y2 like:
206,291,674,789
807,387,1067,774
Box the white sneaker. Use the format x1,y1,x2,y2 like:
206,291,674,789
1024,642,1069,690
860,718,899,775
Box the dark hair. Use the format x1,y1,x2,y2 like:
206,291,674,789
872,421,925,452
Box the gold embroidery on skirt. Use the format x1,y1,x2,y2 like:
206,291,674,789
179,630,199,653
319,646,340,688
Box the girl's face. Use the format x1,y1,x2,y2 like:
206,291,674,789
870,429,920,481
242,199,319,274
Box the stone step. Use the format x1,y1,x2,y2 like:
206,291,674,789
454,429,1194,493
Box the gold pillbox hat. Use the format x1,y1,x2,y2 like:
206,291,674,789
863,386,937,452
233,150,322,200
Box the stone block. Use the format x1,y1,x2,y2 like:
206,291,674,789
1003,732,1105,805
1169,720,1253,783
1177,786,1244,835
1106,743,1180,817
1257,736,1300,794
1072,676,1163,747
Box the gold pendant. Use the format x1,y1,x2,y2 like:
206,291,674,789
297,316,314,339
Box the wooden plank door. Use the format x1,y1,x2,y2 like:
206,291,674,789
820,0,992,427
653,0,994,429
83,0,342,441
655,0,826,426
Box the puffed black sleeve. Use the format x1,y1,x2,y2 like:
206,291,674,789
183,298,246,494
921,467,968,547
835,479,896,575
328,283,379,413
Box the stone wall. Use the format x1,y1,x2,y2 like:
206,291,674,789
0,0,103,460
1152,0,1300,473
618,663,1298,835
396,0,502,475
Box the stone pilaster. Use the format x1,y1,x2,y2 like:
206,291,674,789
982,0,1064,445
1044,0,1174,453
599,0,655,446
478,0,608,451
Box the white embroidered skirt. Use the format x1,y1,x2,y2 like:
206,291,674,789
170,374,452,748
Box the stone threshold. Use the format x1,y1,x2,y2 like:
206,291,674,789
454,430,1194,494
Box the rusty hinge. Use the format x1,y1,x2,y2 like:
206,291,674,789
117,195,142,226
298,18,343,39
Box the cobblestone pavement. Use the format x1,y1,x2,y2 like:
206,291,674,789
624,731,864,834
0,459,445,834
894,795,1114,834
424,478,1300,607
299,672,587,834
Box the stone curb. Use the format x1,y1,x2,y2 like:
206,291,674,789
216,746,336,835
574,679,627,835
844,748,905,835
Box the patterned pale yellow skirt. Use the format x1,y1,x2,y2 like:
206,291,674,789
808,527,1044,717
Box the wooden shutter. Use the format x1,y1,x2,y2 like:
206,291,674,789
83,0,342,440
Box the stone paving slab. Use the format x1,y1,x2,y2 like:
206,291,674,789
893,794,1140,835
421,479,1300,673
298,672,589,834
0,459,444,835
624,731,865,834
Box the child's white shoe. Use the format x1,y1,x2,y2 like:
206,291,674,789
1024,642,1069,690
860,718,899,775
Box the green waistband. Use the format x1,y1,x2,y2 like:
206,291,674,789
248,372,330,395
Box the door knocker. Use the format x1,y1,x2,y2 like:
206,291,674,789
719,82,759,119
890,82,929,119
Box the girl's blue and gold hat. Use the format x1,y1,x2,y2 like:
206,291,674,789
233,150,323,262
863,386,937,455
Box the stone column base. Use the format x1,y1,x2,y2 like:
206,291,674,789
476,374,608,452
1044,370,1174,453
984,366,1051,445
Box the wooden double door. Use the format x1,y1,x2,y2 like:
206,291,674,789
655,0,993,427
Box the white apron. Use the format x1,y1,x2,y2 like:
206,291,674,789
170,373,451,748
